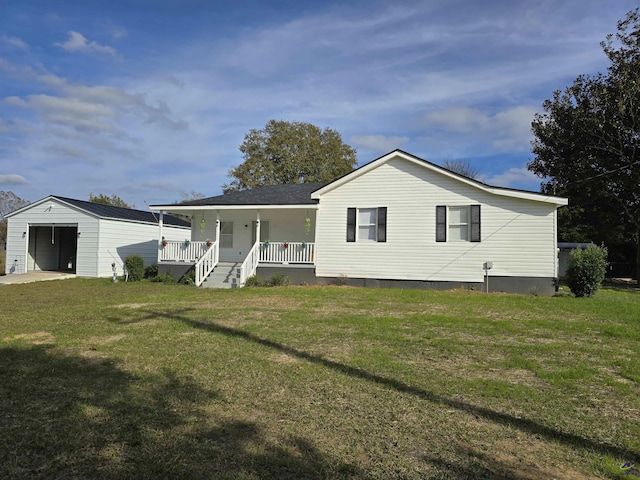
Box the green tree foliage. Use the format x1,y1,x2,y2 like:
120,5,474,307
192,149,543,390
528,9,640,281
89,193,133,209
566,245,608,298
223,120,357,192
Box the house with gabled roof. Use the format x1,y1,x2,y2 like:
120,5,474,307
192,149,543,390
150,150,568,294
4,195,189,277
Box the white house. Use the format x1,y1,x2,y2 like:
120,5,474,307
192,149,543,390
5,196,190,277
149,150,568,294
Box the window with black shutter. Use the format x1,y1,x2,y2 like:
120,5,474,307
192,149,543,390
436,206,446,242
347,207,387,242
436,205,481,242
470,205,481,242
346,208,356,242
377,207,387,243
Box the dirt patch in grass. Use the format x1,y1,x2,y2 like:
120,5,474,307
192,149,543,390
79,348,109,361
87,334,126,345
5,331,56,344
113,302,153,309
269,352,300,364
474,367,549,389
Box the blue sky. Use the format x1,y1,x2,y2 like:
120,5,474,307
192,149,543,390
0,0,636,208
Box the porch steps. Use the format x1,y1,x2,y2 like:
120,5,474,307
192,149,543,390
202,262,241,289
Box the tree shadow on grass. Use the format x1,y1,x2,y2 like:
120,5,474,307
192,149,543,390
123,308,639,469
0,345,362,479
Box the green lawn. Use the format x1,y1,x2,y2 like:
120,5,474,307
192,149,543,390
1,280,639,479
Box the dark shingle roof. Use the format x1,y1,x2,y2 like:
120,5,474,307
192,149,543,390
177,183,327,207
53,196,190,227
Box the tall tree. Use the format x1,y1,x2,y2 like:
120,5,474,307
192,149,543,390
89,193,133,209
528,9,640,281
179,191,205,202
442,159,480,180
223,120,357,192
0,191,29,249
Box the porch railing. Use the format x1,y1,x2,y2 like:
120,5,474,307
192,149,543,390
195,241,219,287
160,241,209,262
259,242,315,264
238,241,260,287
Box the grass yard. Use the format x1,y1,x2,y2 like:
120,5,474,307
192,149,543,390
0,280,639,479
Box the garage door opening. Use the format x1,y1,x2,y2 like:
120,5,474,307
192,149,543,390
28,226,78,273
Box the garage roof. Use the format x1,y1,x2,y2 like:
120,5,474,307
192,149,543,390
51,196,190,227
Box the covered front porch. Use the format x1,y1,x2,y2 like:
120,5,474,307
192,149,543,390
156,207,317,286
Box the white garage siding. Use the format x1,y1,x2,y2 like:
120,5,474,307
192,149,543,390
5,196,189,277
97,219,188,277
5,199,99,276
315,156,561,283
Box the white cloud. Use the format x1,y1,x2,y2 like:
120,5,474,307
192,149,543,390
54,31,117,57
350,135,409,152
423,106,538,153
0,174,28,185
486,167,540,188
1,35,28,50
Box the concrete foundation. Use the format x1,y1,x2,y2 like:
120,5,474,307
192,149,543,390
158,262,194,281
254,265,558,296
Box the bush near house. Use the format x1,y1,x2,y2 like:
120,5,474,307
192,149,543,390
124,255,145,282
566,244,608,297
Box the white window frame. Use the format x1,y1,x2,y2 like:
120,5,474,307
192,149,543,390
357,208,378,242
448,206,470,242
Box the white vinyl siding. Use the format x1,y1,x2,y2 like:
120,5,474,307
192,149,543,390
96,219,187,277
5,199,99,277
315,156,559,282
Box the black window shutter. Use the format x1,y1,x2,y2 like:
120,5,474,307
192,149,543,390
436,206,446,242
346,208,356,242
377,207,387,242
470,205,481,242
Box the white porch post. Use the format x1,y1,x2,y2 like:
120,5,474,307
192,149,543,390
256,211,261,245
158,211,164,263
215,211,221,253
313,207,318,265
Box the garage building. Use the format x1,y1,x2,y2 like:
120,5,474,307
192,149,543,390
4,196,189,277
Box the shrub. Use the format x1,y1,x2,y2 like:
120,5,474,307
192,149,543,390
566,244,608,298
267,272,289,287
179,269,196,285
149,273,175,283
125,255,145,281
144,264,158,279
244,275,262,287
